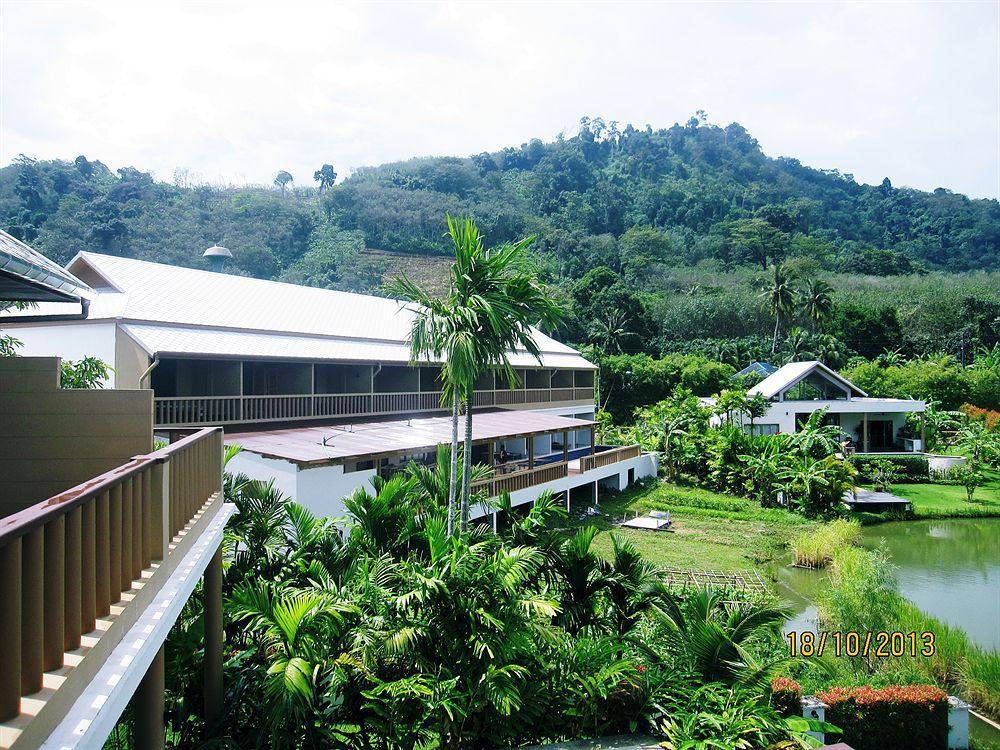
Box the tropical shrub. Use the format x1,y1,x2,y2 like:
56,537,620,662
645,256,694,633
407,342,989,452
770,677,803,717
816,684,949,750
960,403,1000,430
600,353,734,422
849,454,929,483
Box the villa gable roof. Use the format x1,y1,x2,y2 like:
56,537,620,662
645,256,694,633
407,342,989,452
747,360,867,399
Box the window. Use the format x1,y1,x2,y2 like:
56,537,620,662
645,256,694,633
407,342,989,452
746,423,780,436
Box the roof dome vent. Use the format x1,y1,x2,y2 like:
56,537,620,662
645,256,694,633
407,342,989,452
203,244,233,272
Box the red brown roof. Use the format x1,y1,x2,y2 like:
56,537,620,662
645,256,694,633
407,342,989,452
227,409,594,466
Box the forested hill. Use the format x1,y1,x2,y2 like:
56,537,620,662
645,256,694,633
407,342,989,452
2,116,998,287
4,116,1000,370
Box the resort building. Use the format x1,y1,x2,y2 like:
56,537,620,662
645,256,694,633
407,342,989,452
2,246,656,522
722,360,926,452
0,233,230,749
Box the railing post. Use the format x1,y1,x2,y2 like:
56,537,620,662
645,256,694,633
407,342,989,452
132,475,143,580
141,468,152,569
64,505,82,652
151,462,168,561
121,478,134,593
43,518,65,671
21,526,43,695
109,484,123,602
0,538,22,720
82,498,97,633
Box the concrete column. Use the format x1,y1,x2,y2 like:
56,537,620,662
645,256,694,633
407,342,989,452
528,436,535,469
134,645,165,750
863,412,869,453
920,415,927,452
592,481,598,506
562,431,568,463
492,512,498,532
204,546,224,727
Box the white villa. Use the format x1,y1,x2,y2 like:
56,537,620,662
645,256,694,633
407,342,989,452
2,248,657,524
723,360,926,452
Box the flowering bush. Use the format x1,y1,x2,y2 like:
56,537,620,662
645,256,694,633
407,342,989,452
817,684,949,750
961,403,1000,430
770,677,802,717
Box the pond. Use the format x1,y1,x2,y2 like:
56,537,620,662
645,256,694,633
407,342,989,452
778,518,1000,649
776,518,1000,745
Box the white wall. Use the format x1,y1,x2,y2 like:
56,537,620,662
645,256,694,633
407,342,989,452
227,451,299,500
226,449,377,521
5,320,119,386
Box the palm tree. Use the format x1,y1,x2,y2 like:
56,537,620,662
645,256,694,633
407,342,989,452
653,589,790,686
393,216,563,532
760,264,797,354
801,277,834,332
387,265,474,536
782,326,812,362
605,534,670,636
588,309,627,354
661,413,693,482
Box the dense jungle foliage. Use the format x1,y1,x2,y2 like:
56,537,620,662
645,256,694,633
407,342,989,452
3,116,999,367
145,451,831,750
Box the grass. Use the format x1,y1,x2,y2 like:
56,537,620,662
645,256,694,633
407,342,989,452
790,519,862,568
582,480,816,573
892,466,1000,519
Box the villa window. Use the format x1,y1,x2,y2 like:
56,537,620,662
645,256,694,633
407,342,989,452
747,423,780,436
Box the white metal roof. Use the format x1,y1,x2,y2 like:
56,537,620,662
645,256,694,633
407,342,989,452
0,230,91,302
748,360,866,399
5,252,595,369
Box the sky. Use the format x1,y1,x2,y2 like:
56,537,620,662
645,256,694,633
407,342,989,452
1,1,998,199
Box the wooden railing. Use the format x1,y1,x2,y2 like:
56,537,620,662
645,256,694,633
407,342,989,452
472,461,569,497
0,428,224,724
580,444,642,472
154,386,596,427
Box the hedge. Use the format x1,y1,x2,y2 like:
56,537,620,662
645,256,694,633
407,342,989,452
817,684,949,750
770,677,802,717
849,454,929,482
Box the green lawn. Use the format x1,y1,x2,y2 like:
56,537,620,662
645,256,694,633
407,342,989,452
582,481,816,573
891,466,1000,518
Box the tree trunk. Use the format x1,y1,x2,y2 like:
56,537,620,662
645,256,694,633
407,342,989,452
772,312,780,354
460,384,474,530
448,391,459,537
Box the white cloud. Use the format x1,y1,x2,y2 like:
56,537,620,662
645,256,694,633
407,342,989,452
1,0,997,198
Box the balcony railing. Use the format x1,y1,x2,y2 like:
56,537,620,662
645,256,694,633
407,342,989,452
154,386,595,428
0,428,224,743
579,444,642,472
472,461,570,497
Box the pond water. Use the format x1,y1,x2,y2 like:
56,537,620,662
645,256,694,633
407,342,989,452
775,518,1000,744
777,518,1000,649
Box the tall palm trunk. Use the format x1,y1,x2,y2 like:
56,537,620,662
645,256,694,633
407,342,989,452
772,311,781,354
460,383,473,530
448,391,459,537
